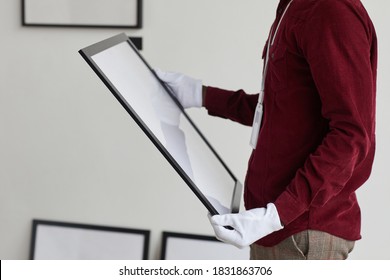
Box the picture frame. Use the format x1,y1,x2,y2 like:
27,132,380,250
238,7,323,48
79,33,242,216
160,231,250,260
30,219,150,260
22,0,143,29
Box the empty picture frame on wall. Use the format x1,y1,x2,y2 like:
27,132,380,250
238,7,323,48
22,0,143,28
30,220,150,260
160,231,250,260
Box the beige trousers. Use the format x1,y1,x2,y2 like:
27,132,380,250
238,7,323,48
250,230,355,260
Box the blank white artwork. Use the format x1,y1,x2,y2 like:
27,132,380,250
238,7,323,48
90,39,238,214
162,234,250,260
32,222,148,260
24,0,138,26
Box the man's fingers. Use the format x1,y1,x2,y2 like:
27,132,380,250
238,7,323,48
209,214,236,228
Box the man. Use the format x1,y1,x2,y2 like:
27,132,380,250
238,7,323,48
157,0,377,259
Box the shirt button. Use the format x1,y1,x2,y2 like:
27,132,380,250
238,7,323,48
271,53,275,59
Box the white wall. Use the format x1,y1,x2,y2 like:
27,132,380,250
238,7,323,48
0,0,389,260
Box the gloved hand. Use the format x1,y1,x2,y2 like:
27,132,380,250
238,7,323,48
208,203,284,249
154,69,203,108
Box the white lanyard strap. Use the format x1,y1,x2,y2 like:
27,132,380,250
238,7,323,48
250,0,293,149
259,0,294,105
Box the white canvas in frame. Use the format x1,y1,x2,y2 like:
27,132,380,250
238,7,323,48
161,232,250,260
31,220,149,260
23,0,141,28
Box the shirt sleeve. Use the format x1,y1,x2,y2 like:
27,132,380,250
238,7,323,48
204,86,259,126
274,0,376,225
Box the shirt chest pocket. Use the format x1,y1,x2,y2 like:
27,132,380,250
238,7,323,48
267,46,287,92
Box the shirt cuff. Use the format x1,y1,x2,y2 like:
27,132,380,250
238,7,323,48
274,190,309,226
204,86,232,118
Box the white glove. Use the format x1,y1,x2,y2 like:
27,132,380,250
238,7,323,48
208,203,284,249
155,69,203,108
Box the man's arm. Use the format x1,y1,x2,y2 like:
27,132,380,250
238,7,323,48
204,86,259,126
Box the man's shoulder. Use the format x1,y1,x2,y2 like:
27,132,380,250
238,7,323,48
292,0,365,17
290,0,369,25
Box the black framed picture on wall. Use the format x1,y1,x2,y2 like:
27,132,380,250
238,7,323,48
30,220,150,260
160,231,250,260
22,0,143,28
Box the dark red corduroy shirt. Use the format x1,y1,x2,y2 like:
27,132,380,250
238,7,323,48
204,0,377,246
